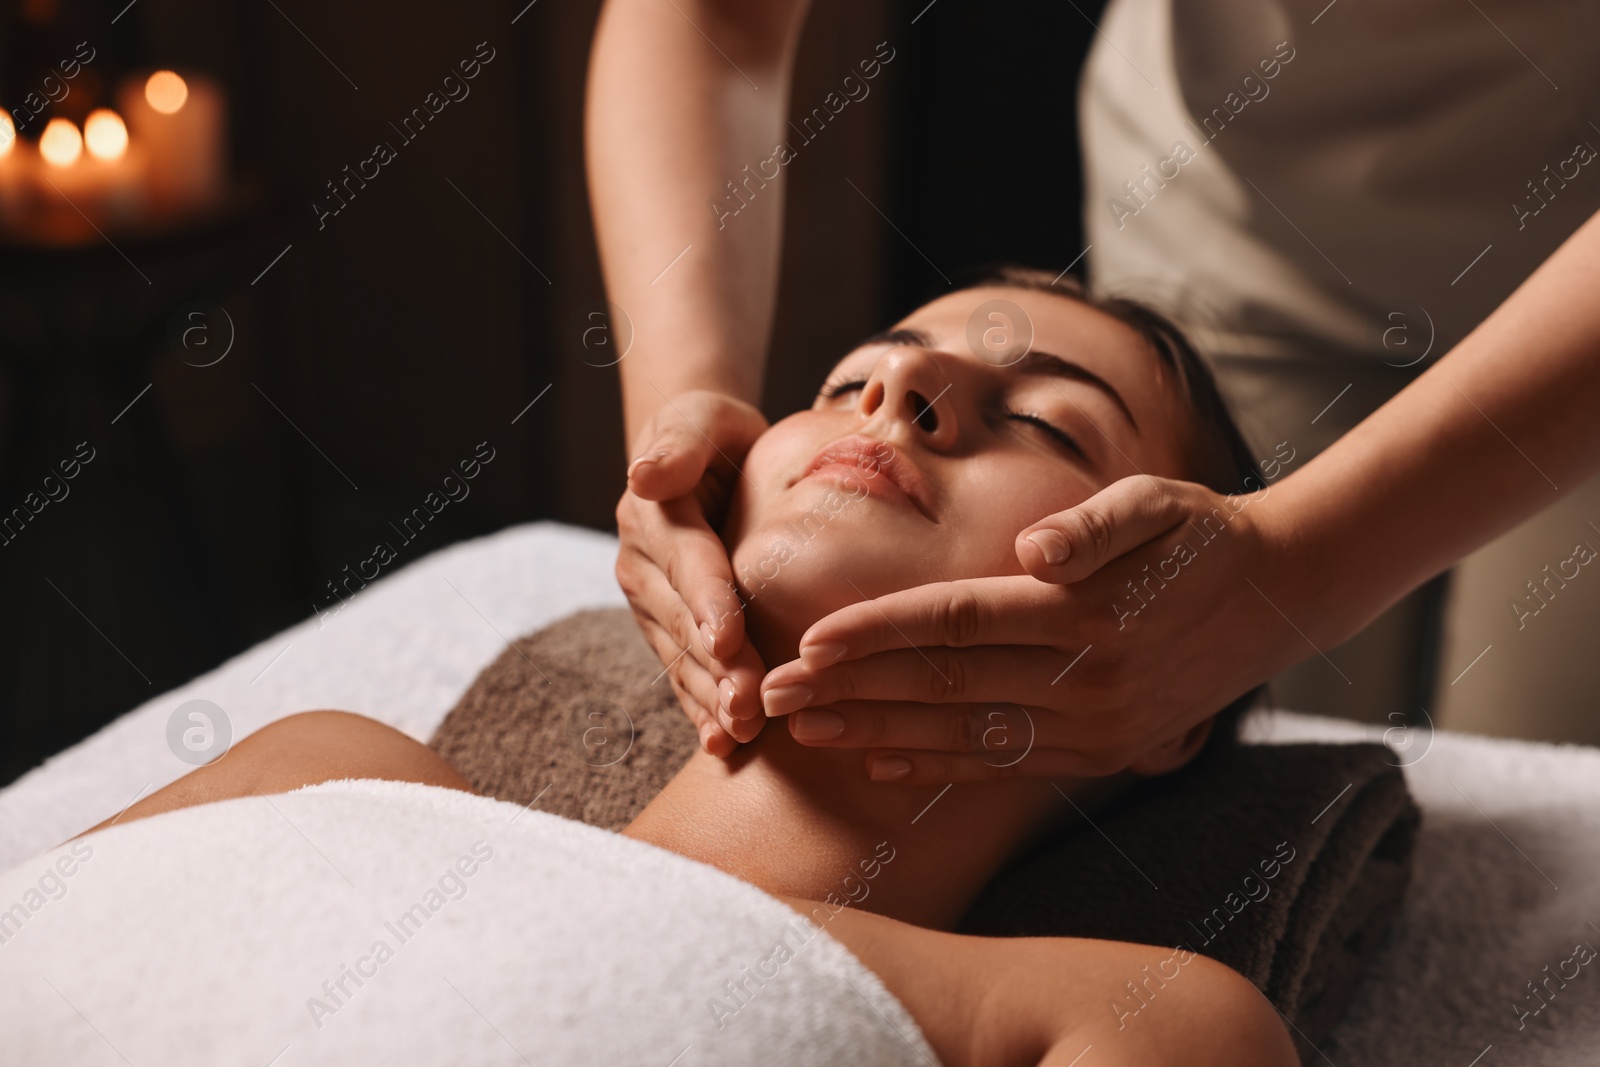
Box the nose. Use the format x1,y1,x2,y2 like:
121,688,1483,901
857,346,959,449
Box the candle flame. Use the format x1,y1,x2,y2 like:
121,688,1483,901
0,112,14,158
85,109,129,161
146,70,189,115
40,118,83,167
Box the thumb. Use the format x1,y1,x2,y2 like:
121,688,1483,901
627,424,716,501
627,394,767,501
1015,476,1192,584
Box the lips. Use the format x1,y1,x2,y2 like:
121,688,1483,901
798,435,936,520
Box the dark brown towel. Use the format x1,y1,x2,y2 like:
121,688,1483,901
430,608,1418,1058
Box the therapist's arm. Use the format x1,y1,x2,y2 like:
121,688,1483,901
764,209,1600,780
587,0,810,441
587,0,812,752
1259,210,1600,649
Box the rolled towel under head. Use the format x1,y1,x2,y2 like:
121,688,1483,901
961,739,1419,1061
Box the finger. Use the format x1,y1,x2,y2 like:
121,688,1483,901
637,614,745,753
1016,475,1194,583
786,701,1048,758
627,394,766,501
633,618,758,747
795,576,1064,666
656,494,749,660
861,745,1107,784
619,534,716,680
627,424,716,501
631,558,764,728
763,647,1075,715
635,613,719,719
717,640,768,725
616,490,748,659
667,673,737,758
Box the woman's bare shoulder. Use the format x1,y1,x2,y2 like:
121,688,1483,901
780,895,1298,1067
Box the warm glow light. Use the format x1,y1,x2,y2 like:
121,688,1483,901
0,112,14,158
145,70,189,115
39,118,83,167
84,109,129,161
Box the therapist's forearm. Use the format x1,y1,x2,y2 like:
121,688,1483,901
1271,209,1600,646
586,0,811,446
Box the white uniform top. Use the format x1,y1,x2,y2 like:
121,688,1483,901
1080,0,1600,363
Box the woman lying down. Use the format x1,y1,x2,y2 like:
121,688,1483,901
18,268,1296,1066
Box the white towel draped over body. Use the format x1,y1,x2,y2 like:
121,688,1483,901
0,778,940,1067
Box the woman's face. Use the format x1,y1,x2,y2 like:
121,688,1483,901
722,285,1197,660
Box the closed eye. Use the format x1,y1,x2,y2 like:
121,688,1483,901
1008,412,1086,459
822,378,1086,460
825,379,1088,454
818,378,868,400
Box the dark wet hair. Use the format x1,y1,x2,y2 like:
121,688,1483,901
946,263,1266,751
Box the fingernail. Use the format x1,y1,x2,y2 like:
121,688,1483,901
762,683,813,717
726,681,748,723
626,449,669,480
698,721,716,752
700,622,717,656
790,709,845,741
718,708,738,735
1026,529,1070,566
800,640,849,669
869,756,912,782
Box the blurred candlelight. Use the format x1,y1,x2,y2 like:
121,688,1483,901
119,69,226,218
85,110,129,161
40,118,83,167
0,111,26,222
145,70,189,115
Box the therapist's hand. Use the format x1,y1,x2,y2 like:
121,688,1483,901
616,390,770,756
759,475,1307,780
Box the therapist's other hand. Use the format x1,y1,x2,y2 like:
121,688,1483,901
616,390,770,756
760,475,1301,781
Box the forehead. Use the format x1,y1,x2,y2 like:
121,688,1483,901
887,286,1181,424
902,286,1161,373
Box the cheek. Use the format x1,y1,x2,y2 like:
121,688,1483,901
944,462,1094,574
720,417,820,544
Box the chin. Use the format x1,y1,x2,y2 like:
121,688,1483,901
727,505,927,665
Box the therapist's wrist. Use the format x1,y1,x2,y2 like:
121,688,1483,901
1248,467,1386,661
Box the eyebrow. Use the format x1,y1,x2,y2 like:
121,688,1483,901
855,327,1140,432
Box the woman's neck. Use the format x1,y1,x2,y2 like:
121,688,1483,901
622,719,1076,931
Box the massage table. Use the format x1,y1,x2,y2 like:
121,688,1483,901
2,522,1596,1065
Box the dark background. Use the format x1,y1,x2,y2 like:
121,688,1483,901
0,0,1105,785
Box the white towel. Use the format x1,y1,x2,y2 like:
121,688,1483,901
0,521,626,871
3,521,1599,1065
1246,712,1600,1066
0,778,940,1067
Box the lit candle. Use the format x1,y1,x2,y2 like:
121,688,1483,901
84,109,129,161
39,117,83,167
82,108,147,225
30,117,101,242
146,70,188,115
118,69,227,218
